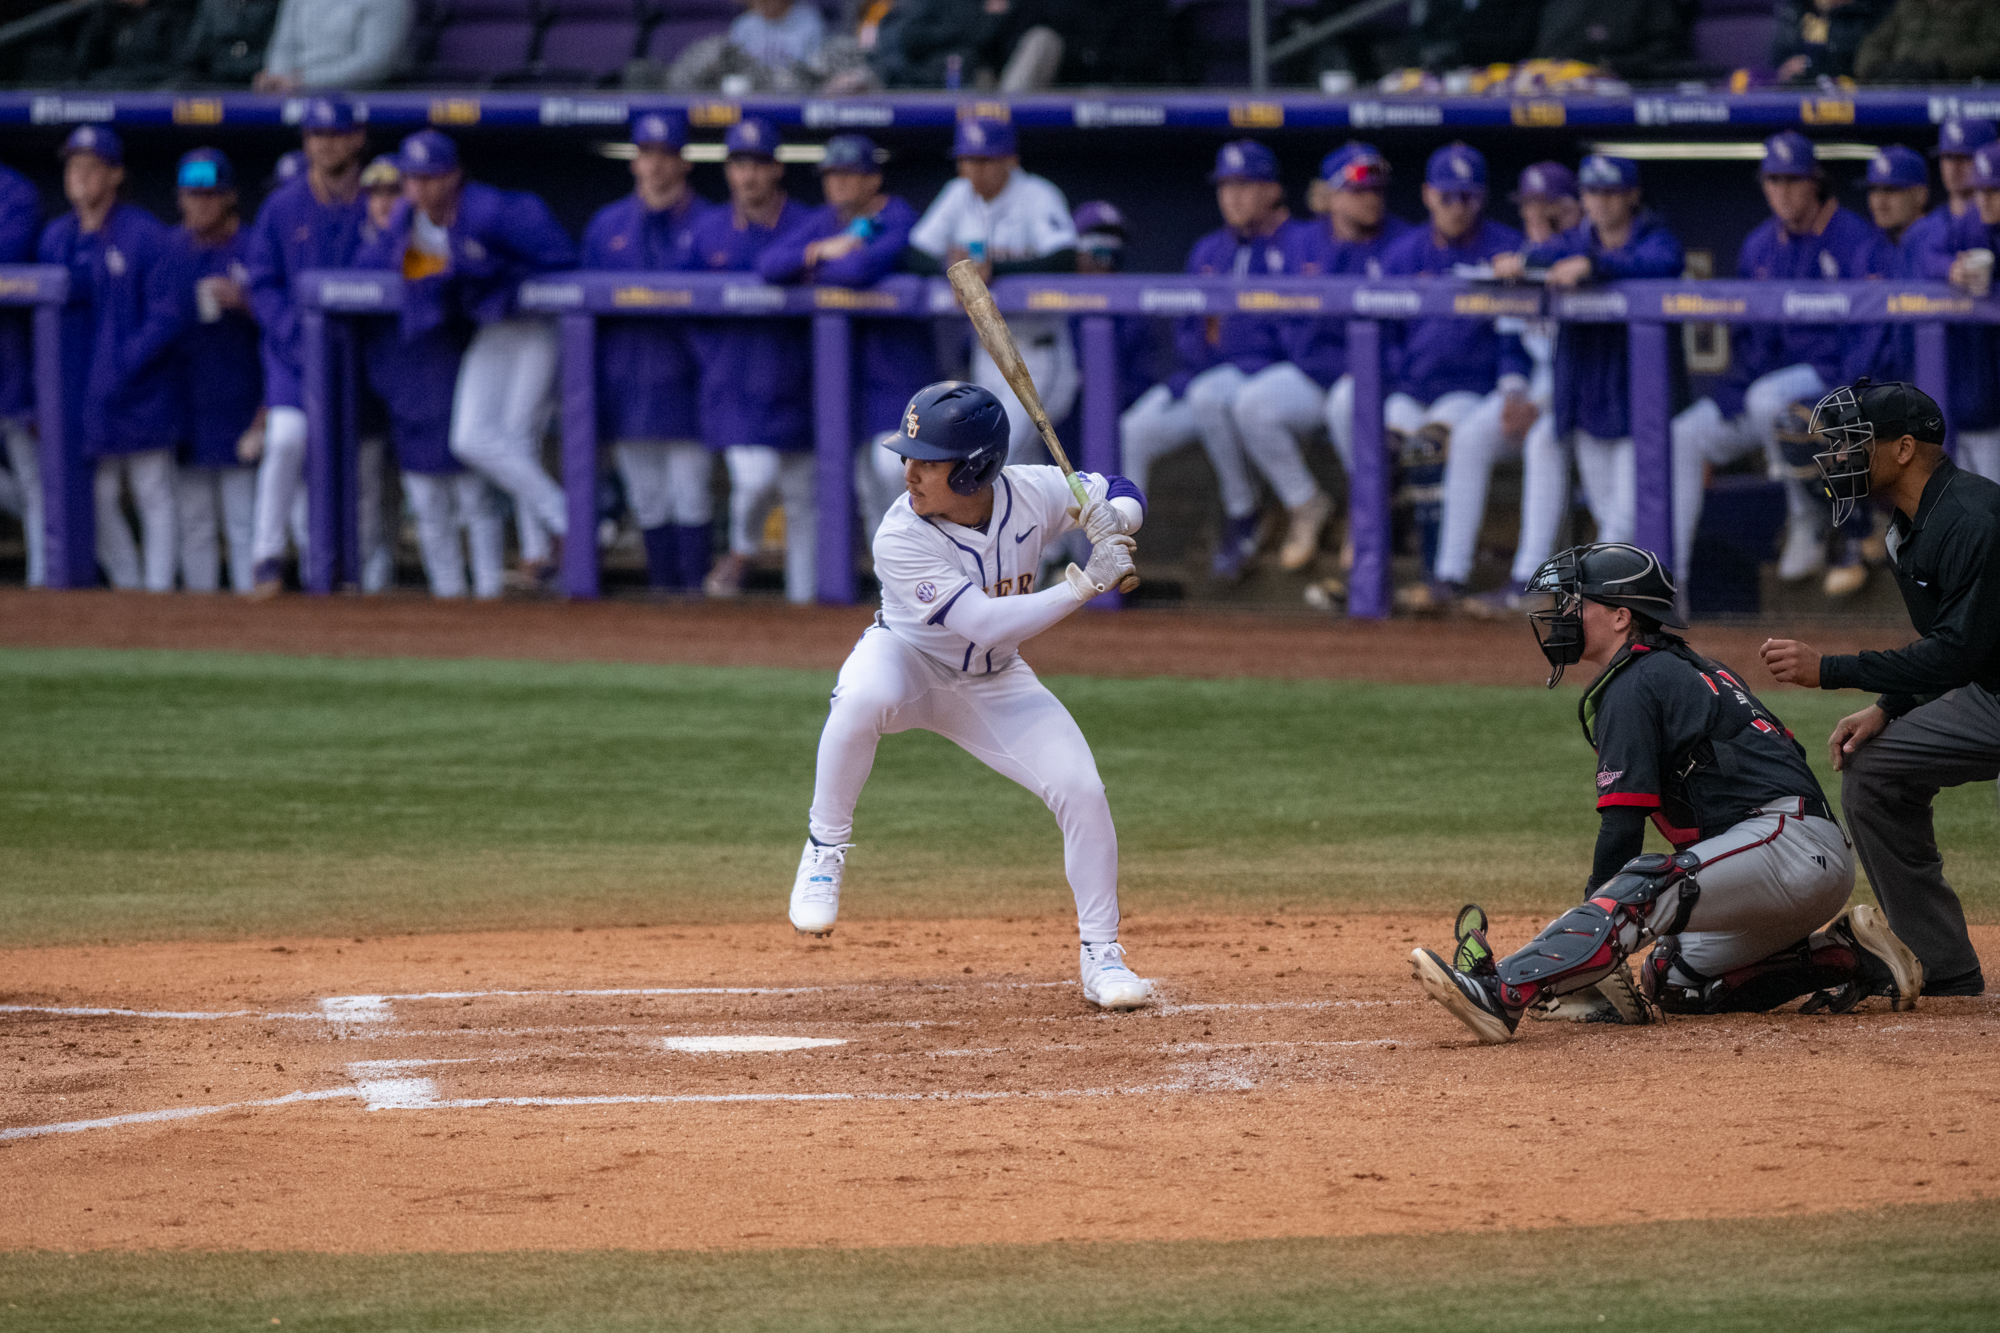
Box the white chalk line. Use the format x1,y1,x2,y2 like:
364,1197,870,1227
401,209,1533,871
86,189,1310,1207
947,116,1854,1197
0,1004,323,1022
0,1088,356,1142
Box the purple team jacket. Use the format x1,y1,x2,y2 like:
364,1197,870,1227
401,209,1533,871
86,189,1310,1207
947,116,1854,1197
1287,214,1417,387
1170,217,1324,395
689,197,814,452
352,209,471,476
582,188,714,443
174,225,265,468
1526,210,1685,440
1378,217,1530,402
0,164,38,422
243,175,365,411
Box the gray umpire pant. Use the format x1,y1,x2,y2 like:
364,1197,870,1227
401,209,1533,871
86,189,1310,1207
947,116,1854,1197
1841,685,2000,986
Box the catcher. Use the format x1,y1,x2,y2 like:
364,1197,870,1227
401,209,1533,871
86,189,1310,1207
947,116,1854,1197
1409,543,1923,1043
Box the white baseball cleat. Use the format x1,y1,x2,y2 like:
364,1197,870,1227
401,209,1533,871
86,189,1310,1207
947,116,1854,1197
789,839,852,936
1080,941,1154,1010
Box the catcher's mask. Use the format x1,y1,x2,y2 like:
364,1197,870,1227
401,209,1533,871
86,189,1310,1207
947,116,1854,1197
1525,543,1684,687
1808,378,1945,525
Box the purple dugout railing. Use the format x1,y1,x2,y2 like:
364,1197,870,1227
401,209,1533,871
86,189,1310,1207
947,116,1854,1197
73,267,1985,617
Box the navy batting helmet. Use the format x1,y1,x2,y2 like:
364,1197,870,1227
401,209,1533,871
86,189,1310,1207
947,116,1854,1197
896,381,1008,496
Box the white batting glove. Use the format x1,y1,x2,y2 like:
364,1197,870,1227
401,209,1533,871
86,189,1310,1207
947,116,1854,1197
1066,533,1136,600
1066,499,1128,545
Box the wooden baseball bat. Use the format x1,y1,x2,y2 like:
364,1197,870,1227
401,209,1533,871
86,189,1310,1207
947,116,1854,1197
946,259,1139,593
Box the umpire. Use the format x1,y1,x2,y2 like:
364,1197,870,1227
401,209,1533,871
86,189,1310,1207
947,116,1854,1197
1763,378,1999,997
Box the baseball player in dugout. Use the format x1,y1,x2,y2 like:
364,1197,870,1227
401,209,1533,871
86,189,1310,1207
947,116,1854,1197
791,381,1153,1012
1763,380,1999,1000
1410,542,1924,1044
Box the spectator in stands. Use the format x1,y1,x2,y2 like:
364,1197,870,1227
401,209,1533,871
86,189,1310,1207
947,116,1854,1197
0,159,40,588
1669,131,1899,595
731,0,825,67
909,116,1078,465
963,0,1175,89
395,131,577,589
1491,155,1685,607
170,148,263,595
242,98,368,598
1865,144,1931,251
688,118,817,603
1376,142,1528,613
664,1,875,93
73,0,196,88
581,113,717,594
40,127,194,593
1854,0,2000,82
177,0,281,86
1118,142,1319,582
1931,144,2000,483
760,133,936,544
253,0,411,91
1530,0,1691,77
1774,0,1895,83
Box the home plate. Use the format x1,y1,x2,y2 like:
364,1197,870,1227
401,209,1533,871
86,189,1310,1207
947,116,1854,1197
661,1035,848,1053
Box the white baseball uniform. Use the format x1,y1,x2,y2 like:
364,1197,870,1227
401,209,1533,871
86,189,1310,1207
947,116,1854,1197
807,465,1137,942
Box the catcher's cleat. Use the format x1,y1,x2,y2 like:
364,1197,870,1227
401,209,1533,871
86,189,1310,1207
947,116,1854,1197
1452,903,1496,976
1825,903,1923,1012
1410,948,1520,1044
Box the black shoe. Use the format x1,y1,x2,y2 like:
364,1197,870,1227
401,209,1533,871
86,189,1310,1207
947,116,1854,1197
1410,948,1520,1044
1921,967,1985,997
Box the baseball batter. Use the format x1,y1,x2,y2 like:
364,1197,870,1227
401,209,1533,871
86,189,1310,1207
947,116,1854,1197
791,380,1154,1010
1410,543,1923,1043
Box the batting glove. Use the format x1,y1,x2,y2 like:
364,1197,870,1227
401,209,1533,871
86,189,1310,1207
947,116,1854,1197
1066,499,1129,544
1066,533,1137,600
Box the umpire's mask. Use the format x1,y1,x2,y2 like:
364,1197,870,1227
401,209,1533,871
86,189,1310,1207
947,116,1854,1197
1808,378,1945,526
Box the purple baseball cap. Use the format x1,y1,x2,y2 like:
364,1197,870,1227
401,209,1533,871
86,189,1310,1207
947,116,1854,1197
952,116,1015,159
1972,144,2000,190
1072,200,1127,238
1320,141,1390,191
631,112,687,150
1577,154,1640,191
1211,140,1279,183
1867,145,1928,189
176,147,234,192
302,99,358,134
818,134,881,174
1761,131,1818,177
724,117,779,160
59,124,122,165
399,130,460,177
1425,142,1486,191
1937,118,1998,157
1514,161,1577,201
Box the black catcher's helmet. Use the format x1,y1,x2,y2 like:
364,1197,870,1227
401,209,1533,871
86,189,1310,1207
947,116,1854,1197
1524,543,1683,687
1808,377,1946,525
896,381,1009,496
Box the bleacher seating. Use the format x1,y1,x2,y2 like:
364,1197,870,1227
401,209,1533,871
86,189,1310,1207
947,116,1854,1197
1693,0,1778,75
536,0,647,85
640,0,740,69
423,0,542,84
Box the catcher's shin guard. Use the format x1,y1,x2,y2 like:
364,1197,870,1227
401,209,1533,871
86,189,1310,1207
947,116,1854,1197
1643,935,1859,1015
1496,852,1701,1006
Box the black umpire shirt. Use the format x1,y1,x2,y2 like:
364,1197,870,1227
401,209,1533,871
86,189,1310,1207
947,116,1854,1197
1819,457,2000,715
1582,636,1829,888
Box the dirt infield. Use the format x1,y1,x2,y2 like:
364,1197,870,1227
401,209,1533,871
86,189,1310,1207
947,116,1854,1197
4,917,1997,1252
0,587,1914,687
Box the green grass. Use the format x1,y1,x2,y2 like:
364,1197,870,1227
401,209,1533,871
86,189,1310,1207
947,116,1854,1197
1,647,1995,946
2,1202,1997,1331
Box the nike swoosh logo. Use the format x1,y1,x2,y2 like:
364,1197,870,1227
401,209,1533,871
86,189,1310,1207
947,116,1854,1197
1014,526,1038,544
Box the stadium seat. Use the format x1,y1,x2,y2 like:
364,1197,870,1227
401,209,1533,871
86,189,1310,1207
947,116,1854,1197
538,0,645,84
424,0,542,84
1692,0,1777,74
641,6,735,67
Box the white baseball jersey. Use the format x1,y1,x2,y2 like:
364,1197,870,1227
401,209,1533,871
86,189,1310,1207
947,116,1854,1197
872,464,1110,675
908,170,1076,267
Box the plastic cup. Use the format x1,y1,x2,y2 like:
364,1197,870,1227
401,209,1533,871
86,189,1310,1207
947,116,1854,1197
1965,248,1994,298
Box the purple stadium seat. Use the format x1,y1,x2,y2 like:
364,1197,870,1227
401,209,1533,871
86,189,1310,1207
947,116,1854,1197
643,6,734,67
1692,15,1777,73
427,0,540,82
539,0,644,80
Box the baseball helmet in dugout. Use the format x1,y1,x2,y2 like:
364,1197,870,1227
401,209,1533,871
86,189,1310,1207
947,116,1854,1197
1807,377,1946,525
1524,543,1684,687
896,381,1009,496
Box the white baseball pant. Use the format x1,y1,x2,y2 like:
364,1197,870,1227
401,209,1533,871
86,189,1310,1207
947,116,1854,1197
1232,362,1329,511
808,624,1121,942
1118,367,1259,521
1510,420,1636,584
854,432,908,543
3,418,42,587
614,439,712,529
1669,363,1827,584
724,445,816,605
1956,429,2000,484
176,464,257,593
1386,390,1505,586
251,405,310,566
403,471,503,599
973,320,1079,466
94,449,176,592
450,318,567,563
1666,800,1854,979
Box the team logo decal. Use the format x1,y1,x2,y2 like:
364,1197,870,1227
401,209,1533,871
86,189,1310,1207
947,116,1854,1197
904,403,920,437
105,247,126,276
1596,769,1623,789
914,580,937,603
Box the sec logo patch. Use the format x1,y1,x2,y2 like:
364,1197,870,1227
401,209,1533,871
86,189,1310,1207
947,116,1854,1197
914,581,937,604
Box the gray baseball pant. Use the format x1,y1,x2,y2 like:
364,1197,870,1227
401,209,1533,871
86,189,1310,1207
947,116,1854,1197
1840,685,2000,986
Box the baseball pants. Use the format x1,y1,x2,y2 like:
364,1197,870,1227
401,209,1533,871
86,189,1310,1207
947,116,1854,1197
2,418,42,587
1840,685,2000,985
808,625,1120,942
1119,367,1259,521
403,471,503,600
1382,391,1503,586
1663,800,1855,981
94,449,176,592
251,405,311,566
1669,363,1826,584
1232,362,1329,511
1510,421,1636,584
450,318,566,563
614,439,712,529
724,445,816,605
974,322,1078,466
854,432,908,542
1957,429,2000,485
175,464,257,593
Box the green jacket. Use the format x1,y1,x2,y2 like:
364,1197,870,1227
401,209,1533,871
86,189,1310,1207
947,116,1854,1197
1856,0,2000,82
